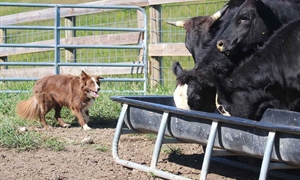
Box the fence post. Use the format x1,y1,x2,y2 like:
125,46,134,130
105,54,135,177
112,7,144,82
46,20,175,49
0,29,7,70
137,9,145,71
149,5,162,88
65,16,76,63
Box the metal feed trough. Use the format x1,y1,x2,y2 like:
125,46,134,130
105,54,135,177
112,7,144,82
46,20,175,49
111,95,300,180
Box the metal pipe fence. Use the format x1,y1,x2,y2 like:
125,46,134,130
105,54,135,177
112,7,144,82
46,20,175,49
0,2,148,93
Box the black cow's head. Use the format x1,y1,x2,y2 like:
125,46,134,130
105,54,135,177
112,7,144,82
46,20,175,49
170,2,245,112
166,5,228,64
214,76,274,120
216,0,282,56
173,62,216,112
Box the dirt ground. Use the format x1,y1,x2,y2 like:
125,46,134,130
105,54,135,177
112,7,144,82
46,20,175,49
0,121,294,180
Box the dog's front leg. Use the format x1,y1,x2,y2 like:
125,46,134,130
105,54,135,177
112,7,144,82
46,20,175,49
73,110,91,130
82,110,90,123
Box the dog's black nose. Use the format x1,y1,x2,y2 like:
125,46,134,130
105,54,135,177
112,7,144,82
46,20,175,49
97,87,100,91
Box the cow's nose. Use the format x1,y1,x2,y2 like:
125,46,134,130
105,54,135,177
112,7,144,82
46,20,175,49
217,40,225,52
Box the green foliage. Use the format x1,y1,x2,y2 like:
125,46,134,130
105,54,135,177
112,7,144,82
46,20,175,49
0,119,40,150
144,134,157,140
0,117,64,151
0,81,174,151
163,146,183,155
42,136,65,151
94,144,108,152
1,0,95,16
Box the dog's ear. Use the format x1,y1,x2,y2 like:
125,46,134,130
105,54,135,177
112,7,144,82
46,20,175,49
80,70,89,79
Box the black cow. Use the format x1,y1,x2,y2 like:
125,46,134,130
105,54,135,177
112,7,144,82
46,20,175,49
173,62,216,112
215,18,300,120
217,0,300,57
171,1,244,111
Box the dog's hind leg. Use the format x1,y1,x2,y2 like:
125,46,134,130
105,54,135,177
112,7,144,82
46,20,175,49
38,101,52,129
54,105,71,128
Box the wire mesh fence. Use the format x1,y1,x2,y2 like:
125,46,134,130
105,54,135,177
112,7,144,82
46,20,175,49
0,1,228,93
158,1,227,88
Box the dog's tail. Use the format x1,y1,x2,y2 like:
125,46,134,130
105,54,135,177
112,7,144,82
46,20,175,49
16,96,40,120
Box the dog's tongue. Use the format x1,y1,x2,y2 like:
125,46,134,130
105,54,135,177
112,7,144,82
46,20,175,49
92,91,99,98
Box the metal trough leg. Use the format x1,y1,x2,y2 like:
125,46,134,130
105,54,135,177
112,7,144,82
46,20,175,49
200,121,219,180
259,131,276,180
150,112,169,169
112,103,128,161
112,105,191,180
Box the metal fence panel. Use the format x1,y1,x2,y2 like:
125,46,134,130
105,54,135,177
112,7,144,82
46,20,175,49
0,3,148,93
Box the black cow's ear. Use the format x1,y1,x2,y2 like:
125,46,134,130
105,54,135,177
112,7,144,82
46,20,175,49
172,62,183,76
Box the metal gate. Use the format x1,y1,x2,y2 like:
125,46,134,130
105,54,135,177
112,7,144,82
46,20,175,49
0,3,148,93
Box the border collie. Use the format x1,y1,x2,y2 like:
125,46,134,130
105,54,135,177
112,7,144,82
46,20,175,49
16,70,103,130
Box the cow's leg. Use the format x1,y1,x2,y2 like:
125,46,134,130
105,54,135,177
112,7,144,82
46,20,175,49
54,105,71,128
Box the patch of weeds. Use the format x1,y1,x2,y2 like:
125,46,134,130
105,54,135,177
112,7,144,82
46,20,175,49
94,144,108,152
42,136,65,151
0,118,64,151
163,146,183,155
149,172,156,177
0,125,40,151
144,134,157,140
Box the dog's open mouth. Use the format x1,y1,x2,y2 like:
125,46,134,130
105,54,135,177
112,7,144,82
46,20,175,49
90,90,99,98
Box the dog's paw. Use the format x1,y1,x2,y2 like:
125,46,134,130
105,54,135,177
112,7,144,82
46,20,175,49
82,124,92,131
62,124,71,128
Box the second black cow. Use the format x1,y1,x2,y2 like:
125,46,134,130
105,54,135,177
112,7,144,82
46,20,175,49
215,18,300,120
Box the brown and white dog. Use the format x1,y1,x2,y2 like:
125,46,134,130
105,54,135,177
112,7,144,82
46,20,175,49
16,70,103,130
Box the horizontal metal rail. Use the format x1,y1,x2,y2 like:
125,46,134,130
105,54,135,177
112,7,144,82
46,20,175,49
0,44,144,49
0,26,146,32
0,62,145,67
0,2,146,10
0,78,145,82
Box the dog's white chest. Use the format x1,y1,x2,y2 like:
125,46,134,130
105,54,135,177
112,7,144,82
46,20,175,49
82,99,95,111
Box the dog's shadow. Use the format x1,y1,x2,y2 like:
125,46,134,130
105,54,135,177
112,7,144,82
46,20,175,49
62,116,118,129
87,116,118,129
45,108,118,129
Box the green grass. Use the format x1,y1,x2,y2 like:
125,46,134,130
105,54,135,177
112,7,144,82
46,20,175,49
163,146,183,155
1,0,96,15
0,82,173,151
0,115,64,151
94,144,108,152
0,0,227,151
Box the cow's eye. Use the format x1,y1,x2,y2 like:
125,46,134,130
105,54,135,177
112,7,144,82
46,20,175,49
239,16,250,24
